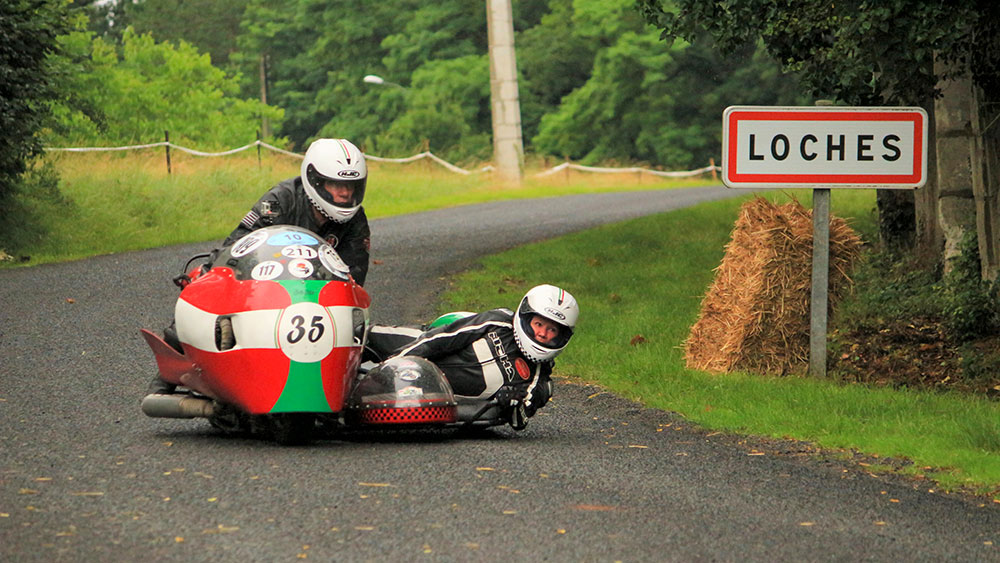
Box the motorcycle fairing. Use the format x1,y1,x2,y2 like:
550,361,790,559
167,267,368,415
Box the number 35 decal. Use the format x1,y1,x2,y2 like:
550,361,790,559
277,302,335,362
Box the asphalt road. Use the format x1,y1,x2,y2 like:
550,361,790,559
2,187,998,562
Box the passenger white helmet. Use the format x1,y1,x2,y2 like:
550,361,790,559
513,284,578,362
301,138,367,223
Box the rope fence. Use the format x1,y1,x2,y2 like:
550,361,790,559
44,138,721,179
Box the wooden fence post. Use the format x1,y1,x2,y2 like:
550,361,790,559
256,130,262,168
164,130,171,175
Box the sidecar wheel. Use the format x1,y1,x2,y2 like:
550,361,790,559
270,413,314,445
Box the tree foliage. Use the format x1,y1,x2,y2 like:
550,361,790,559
48,28,283,148
636,0,1000,106
0,0,69,200
52,0,808,167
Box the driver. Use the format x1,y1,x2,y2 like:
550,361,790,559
365,285,579,426
223,137,371,286
146,138,371,397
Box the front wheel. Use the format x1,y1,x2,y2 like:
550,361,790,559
268,413,315,445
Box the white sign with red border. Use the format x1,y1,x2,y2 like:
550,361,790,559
722,106,928,189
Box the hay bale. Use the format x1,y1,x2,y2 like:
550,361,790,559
685,196,863,375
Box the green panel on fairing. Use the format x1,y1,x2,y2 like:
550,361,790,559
270,280,333,413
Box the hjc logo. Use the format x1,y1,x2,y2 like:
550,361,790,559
544,307,566,320
338,170,361,178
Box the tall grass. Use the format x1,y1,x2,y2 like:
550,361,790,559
440,192,1000,494
15,151,712,265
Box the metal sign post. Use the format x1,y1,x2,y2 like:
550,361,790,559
721,105,928,378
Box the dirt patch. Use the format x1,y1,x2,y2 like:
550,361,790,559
830,317,1000,397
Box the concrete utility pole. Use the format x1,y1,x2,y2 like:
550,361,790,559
486,0,524,183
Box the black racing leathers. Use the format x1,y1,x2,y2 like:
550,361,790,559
223,176,371,286
367,309,553,415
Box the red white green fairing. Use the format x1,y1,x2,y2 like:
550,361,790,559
144,226,369,415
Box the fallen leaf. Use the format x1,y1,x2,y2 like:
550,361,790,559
70,492,104,497
629,335,646,346
628,445,648,449
800,522,814,526
66,298,75,304
358,482,391,487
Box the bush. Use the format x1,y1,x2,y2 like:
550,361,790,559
942,231,1000,342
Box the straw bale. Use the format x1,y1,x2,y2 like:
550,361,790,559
685,196,863,376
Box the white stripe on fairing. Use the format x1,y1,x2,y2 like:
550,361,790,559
469,339,505,400
175,298,363,352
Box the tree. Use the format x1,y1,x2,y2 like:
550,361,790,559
531,0,805,169
637,0,1000,278
128,0,250,67
0,0,69,201
48,28,283,148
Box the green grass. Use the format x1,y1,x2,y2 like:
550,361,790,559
439,192,1000,495
7,151,711,265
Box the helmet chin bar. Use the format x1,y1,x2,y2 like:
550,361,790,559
305,192,359,224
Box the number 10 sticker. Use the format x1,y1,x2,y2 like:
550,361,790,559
276,302,335,362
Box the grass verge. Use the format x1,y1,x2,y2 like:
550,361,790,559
5,152,710,266
438,191,1000,496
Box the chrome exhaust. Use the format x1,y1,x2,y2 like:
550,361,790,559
141,393,215,418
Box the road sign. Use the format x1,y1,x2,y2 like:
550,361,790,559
722,106,928,189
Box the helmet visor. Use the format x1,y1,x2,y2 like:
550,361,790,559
305,164,366,209
518,310,573,350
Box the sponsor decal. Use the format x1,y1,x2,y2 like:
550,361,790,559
231,231,268,258
288,258,314,279
251,260,283,280
338,170,361,178
544,307,566,321
319,246,350,275
515,357,530,380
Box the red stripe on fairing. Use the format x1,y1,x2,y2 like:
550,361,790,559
322,347,360,412
187,346,360,414
187,348,291,413
319,279,370,308
180,268,292,314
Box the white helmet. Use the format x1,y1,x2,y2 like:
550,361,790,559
513,284,579,362
301,138,367,223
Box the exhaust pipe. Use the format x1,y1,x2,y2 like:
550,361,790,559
141,393,215,419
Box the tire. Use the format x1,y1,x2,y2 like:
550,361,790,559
269,413,314,445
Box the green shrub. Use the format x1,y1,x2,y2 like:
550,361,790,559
942,231,1000,342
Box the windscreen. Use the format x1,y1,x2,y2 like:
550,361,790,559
219,225,350,282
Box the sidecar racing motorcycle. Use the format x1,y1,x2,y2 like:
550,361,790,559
140,225,524,444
